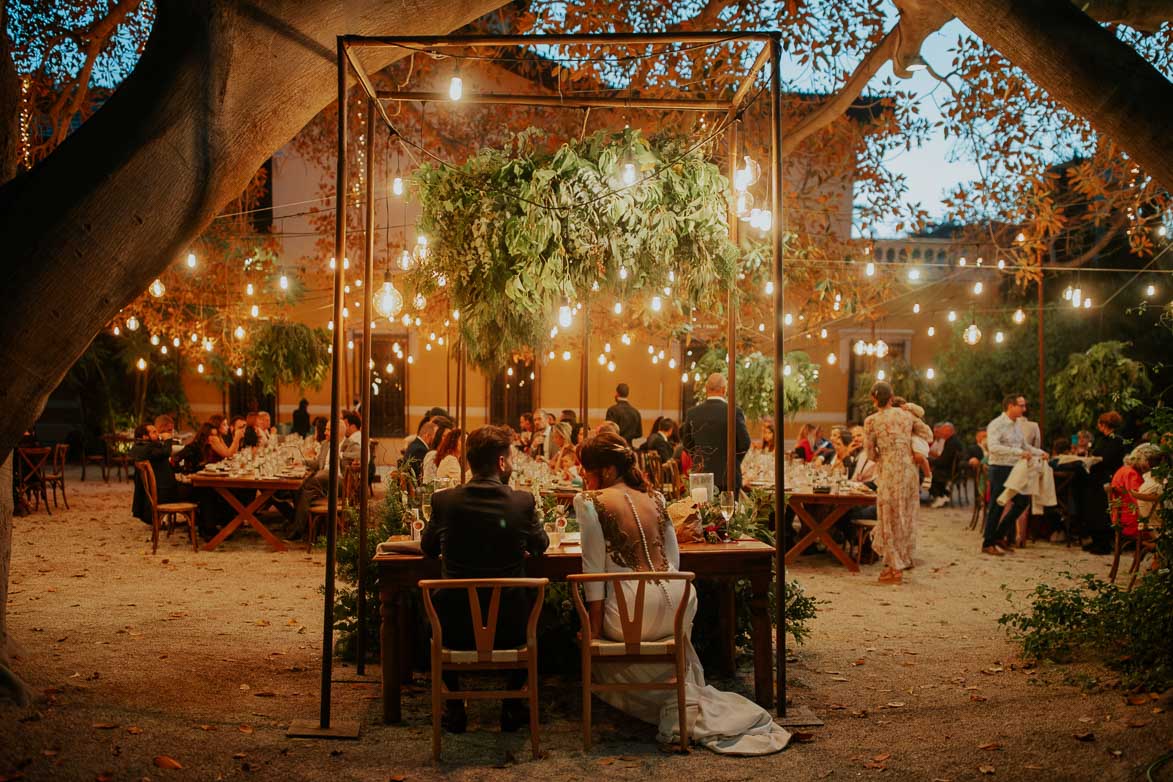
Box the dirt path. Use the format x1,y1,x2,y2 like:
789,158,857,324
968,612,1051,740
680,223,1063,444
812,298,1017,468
3,473,1171,781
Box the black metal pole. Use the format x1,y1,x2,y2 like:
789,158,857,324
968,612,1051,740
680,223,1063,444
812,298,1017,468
726,120,739,502
357,98,376,677
769,34,787,718
320,38,348,729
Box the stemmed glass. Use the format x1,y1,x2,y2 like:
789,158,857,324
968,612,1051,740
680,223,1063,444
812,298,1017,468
719,491,736,523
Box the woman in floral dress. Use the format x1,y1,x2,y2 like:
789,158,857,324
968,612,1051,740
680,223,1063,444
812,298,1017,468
863,381,933,584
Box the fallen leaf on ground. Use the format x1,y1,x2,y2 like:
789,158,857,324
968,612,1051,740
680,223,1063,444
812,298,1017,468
1078,717,1093,723
388,775,407,782
981,667,1004,675
1074,732,1095,742
885,702,905,708
862,761,886,770
978,742,1001,751
792,732,815,743
978,766,995,775
828,703,848,710
970,695,988,702
597,758,615,766
850,709,869,718
831,676,849,682
197,725,217,731
233,753,247,759
91,723,118,730
1126,695,1149,706
126,726,143,735
253,692,277,698
238,725,254,734
872,753,891,762
153,755,183,769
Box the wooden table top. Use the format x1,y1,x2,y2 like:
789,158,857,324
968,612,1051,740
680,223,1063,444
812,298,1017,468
787,490,876,505
374,537,773,564
189,473,306,490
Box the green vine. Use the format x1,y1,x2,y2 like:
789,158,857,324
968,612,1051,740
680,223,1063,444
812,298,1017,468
692,348,819,421
410,128,739,371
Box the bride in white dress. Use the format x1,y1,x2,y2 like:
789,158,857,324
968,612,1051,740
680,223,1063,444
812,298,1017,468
572,432,790,755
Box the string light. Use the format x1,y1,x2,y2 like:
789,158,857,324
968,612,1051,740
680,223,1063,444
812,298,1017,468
150,334,159,346
622,162,637,186
908,267,922,281
279,274,289,290
765,280,775,295
947,311,957,322
448,74,463,101
235,367,244,377
148,279,165,298
186,252,197,269
375,276,404,319
621,333,631,345
126,316,139,331
826,352,837,365
414,292,427,310
598,353,607,365
558,301,573,328
607,361,616,372
927,326,936,337
963,324,982,345
994,331,1005,344
1063,285,1073,301
618,265,628,281
171,337,180,348
650,295,662,312
876,368,886,380
392,176,404,196
197,363,204,374
972,281,983,295
865,262,875,277
1071,287,1083,308
925,367,935,380
1013,308,1026,324
234,325,246,340
250,304,259,318
112,325,120,336
1083,297,1092,309
613,301,623,315
136,358,146,371
246,282,255,296
437,274,446,287
1145,284,1156,297
912,303,920,314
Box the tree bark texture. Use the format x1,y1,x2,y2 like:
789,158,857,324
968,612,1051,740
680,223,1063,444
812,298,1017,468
0,455,28,705
0,0,20,182
0,0,505,460
943,0,1173,192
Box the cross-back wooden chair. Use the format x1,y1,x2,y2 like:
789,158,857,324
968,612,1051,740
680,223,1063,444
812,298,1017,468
947,451,969,506
419,577,548,763
16,446,51,513
642,451,664,493
661,459,683,500
135,461,199,554
968,463,988,531
568,571,695,753
1126,488,1162,590
1051,470,1078,545
42,443,70,510
306,463,362,550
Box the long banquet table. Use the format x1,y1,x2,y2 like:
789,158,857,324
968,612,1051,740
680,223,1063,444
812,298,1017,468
374,538,776,723
785,490,877,572
189,473,305,552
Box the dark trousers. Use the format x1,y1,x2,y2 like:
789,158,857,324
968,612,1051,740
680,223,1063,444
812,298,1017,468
436,587,530,711
929,474,950,498
983,464,1031,547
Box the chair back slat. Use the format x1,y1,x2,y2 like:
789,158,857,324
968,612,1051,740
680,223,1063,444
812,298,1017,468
18,446,50,475
418,578,549,656
567,571,695,648
135,460,159,513
52,443,68,473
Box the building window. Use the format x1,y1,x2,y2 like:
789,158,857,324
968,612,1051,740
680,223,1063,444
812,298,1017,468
490,357,535,428
228,375,274,418
369,335,407,438
845,339,907,423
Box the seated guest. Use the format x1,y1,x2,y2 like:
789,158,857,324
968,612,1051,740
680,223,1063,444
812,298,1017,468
421,425,549,734
928,422,963,508
794,423,816,463
311,415,328,444
433,428,464,485
289,412,363,539
154,414,177,450
401,418,435,481
596,420,620,437
516,412,534,450
130,423,179,523
1111,444,1159,540
547,422,573,461
555,445,583,484
1135,447,1166,523
256,411,274,446
173,423,213,474
1073,430,1093,457
527,410,551,458
641,418,677,464
224,414,248,448
422,416,456,484
967,429,988,469
1083,411,1127,554
811,425,835,464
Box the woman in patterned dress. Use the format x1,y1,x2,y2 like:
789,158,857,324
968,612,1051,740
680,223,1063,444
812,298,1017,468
863,381,933,584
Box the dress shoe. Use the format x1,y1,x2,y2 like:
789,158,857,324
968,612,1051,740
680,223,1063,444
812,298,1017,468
500,699,527,732
442,701,467,734
930,496,948,509
981,546,1004,556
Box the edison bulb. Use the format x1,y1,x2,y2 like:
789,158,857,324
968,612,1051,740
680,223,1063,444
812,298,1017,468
126,316,139,331
448,75,463,101
826,352,837,365
136,358,146,371
234,325,246,340
963,324,982,345
926,367,935,380
279,274,289,290
558,304,573,328
186,252,197,269
392,176,403,196
865,261,875,277
622,162,637,186
613,301,622,315
148,279,165,298
650,296,662,312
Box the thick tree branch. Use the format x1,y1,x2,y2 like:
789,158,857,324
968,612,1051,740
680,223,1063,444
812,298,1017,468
781,25,899,156
941,0,1173,193
1080,0,1173,32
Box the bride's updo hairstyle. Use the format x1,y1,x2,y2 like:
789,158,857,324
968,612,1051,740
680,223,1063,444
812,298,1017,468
579,431,650,492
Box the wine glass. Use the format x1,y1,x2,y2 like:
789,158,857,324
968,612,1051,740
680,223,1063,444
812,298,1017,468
719,490,736,522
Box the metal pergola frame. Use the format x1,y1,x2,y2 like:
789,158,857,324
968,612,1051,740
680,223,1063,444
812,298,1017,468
303,30,791,736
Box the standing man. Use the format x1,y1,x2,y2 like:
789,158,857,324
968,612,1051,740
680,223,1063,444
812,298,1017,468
605,383,643,446
981,394,1047,555
291,399,312,438
422,425,549,733
681,373,751,492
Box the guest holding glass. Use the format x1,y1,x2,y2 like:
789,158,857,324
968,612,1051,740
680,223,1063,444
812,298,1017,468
434,428,464,486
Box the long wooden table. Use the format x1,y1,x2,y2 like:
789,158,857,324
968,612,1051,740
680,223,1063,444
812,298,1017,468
189,473,305,552
785,491,877,572
374,539,776,723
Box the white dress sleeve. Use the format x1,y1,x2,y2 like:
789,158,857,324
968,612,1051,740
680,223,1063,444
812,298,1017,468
436,455,461,484
657,492,681,570
574,493,608,603
421,451,438,484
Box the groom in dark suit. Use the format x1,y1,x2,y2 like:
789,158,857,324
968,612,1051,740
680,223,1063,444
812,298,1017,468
681,372,751,492
421,424,549,733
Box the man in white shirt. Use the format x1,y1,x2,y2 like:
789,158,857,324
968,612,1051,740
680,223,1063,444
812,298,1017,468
982,394,1047,555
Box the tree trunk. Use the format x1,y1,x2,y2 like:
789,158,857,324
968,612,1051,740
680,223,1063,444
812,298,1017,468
942,0,1173,192
0,0,506,705
0,454,29,705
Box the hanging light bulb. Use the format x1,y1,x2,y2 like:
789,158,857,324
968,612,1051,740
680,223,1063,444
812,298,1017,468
876,369,886,380
561,350,572,361
621,333,631,345
1063,285,1073,300
160,345,168,355
235,367,244,377
912,303,921,314
925,367,935,380
947,310,957,322
865,261,875,277
618,265,628,281
827,352,837,365
278,273,289,290
250,304,259,318
126,316,139,331
397,249,412,272
997,259,1006,270
234,325,246,340
437,274,446,288
764,280,775,296
375,274,404,319
1083,297,1092,309
994,330,1005,344
171,336,180,347
853,339,867,356
197,363,205,374
452,309,460,321
875,339,889,358
927,326,936,337
202,337,214,352
1145,284,1157,297
558,301,573,328
148,279,166,298
650,295,662,312
963,324,982,345
607,360,616,373
958,256,967,267
392,176,404,196
112,325,121,336
413,234,428,262
414,292,427,310
613,301,623,315
819,328,828,339
244,282,254,297
603,342,611,353
448,73,463,101
908,266,922,281
681,372,690,383
186,252,197,269
597,353,607,366
783,313,794,326
149,334,159,346
973,281,983,295
1071,287,1083,308
136,358,147,371
622,161,637,186
758,322,766,332
735,192,754,218
1013,308,1026,324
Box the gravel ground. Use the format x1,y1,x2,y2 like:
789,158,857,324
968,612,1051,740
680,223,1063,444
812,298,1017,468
2,471,1171,781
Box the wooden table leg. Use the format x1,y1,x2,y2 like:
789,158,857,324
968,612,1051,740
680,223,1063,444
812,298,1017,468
202,487,288,552
716,580,736,677
750,570,773,707
785,502,859,572
381,585,401,723
397,591,413,684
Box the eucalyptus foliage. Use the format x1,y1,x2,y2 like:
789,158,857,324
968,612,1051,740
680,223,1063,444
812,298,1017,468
692,348,819,421
1048,340,1151,430
248,321,331,394
410,128,739,371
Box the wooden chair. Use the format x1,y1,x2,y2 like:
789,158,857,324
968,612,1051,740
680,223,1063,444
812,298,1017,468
16,446,52,513
1052,470,1078,545
968,463,988,531
642,451,664,495
1126,489,1161,590
661,459,683,500
419,577,548,762
81,435,109,482
568,571,695,753
106,434,134,482
42,443,70,510
135,461,198,554
851,518,878,565
305,465,362,550
947,451,969,507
